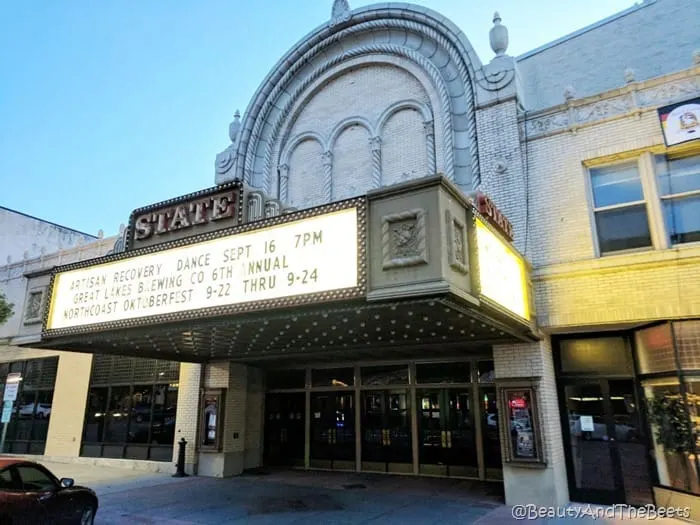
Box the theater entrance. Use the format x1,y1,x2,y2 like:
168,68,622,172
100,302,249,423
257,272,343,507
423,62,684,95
263,393,306,467
309,392,356,470
417,388,478,477
360,389,412,473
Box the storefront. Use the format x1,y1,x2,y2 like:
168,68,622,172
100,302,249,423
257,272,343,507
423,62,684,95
553,320,700,513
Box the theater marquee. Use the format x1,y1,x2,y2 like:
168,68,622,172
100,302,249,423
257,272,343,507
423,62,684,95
474,218,530,321
45,203,365,333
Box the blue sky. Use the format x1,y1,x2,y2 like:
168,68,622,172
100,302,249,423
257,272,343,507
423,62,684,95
0,0,635,237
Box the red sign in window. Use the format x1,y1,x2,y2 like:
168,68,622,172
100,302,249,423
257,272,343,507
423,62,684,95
509,397,528,409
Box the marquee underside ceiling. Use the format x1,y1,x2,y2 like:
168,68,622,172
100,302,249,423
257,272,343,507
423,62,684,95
35,296,537,364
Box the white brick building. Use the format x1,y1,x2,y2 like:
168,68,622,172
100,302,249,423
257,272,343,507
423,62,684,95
1,0,699,515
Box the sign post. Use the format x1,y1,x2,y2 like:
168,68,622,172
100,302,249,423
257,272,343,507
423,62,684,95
0,373,22,454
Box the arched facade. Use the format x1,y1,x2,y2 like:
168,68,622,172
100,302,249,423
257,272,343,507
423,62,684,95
215,3,490,208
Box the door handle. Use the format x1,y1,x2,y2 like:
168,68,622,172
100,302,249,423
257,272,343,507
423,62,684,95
332,428,337,444
441,430,447,448
447,430,452,449
328,428,333,444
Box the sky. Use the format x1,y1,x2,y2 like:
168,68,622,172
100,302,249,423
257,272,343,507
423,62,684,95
0,0,637,237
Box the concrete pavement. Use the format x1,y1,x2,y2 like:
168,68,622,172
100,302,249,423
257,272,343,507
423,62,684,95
30,461,692,524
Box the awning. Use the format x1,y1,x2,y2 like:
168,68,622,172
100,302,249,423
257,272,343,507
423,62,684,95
34,295,537,365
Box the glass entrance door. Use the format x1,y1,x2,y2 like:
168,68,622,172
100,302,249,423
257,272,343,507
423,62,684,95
263,393,305,467
417,389,478,477
310,392,355,470
563,379,653,505
361,389,412,473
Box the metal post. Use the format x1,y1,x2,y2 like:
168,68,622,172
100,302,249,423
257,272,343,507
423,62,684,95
0,418,8,454
173,438,189,478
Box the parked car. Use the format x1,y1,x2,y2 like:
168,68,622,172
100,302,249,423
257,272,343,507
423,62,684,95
17,403,52,419
0,459,98,524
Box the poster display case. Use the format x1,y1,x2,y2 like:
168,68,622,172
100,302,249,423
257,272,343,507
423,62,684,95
496,377,546,467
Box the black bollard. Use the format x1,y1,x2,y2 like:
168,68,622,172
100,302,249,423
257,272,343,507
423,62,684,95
172,438,189,478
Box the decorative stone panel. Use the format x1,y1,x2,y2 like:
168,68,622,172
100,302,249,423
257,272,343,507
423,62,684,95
23,286,47,325
381,209,428,270
444,210,468,274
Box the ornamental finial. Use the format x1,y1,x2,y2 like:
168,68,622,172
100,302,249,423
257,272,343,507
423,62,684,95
228,110,241,143
331,0,350,19
489,11,509,56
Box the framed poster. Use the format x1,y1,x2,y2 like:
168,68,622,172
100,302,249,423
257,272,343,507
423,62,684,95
496,378,546,467
200,390,225,451
658,97,700,147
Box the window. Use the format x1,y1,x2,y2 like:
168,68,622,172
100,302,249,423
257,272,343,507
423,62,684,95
81,356,180,462
16,466,56,491
0,469,17,490
590,162,653,254
0,357,58,455
656,153,700,245
636,321,700,495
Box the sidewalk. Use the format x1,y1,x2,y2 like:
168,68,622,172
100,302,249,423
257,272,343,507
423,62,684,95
21,461,696,524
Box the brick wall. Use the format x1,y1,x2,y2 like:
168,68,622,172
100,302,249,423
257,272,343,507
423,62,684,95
523,106,700,328
284,64,431,209
493,338,569,505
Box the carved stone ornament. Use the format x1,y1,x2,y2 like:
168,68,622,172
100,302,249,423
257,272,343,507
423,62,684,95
247,191,265,222
24,288,45,325
445,210,468,274
264,200,282,218
526,73,700,139
381,209,428,270
329,0,351,27
489,12,508,57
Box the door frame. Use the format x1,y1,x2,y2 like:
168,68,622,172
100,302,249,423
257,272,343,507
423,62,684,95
553,332,656,505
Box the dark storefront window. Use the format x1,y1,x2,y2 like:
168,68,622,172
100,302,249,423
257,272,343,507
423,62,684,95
636,321,700,495
0,357,58,455
361,365,408,386
80,355,180,462
266,369,306,390
416,362,471,384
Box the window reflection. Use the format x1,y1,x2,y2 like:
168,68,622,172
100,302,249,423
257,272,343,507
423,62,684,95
81,357,180,461
0,357,58,455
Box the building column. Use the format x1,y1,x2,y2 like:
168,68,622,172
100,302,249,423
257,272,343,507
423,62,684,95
172,362,202,475
44,352,93,457
278,163,290,204
322,151,333,203
423,120,436,176
369,136,382,188
493,337,569,506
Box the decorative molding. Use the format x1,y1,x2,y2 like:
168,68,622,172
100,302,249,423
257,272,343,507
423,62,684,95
523,70,700,140
369,136,382,188
278,164,290,204
23,286,47,325
445,210,468,274
328,117,374,152
265,45,456,192
232,12,481,191
264,200,282,218
322,150,333,202
423,120,437,175
247,191,265,222
381,209,428,270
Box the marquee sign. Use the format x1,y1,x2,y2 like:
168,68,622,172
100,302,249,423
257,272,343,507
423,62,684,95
474,218,529,321
475,192,513,242
45,202,365,334
658,97,700,147
126,182,244,251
